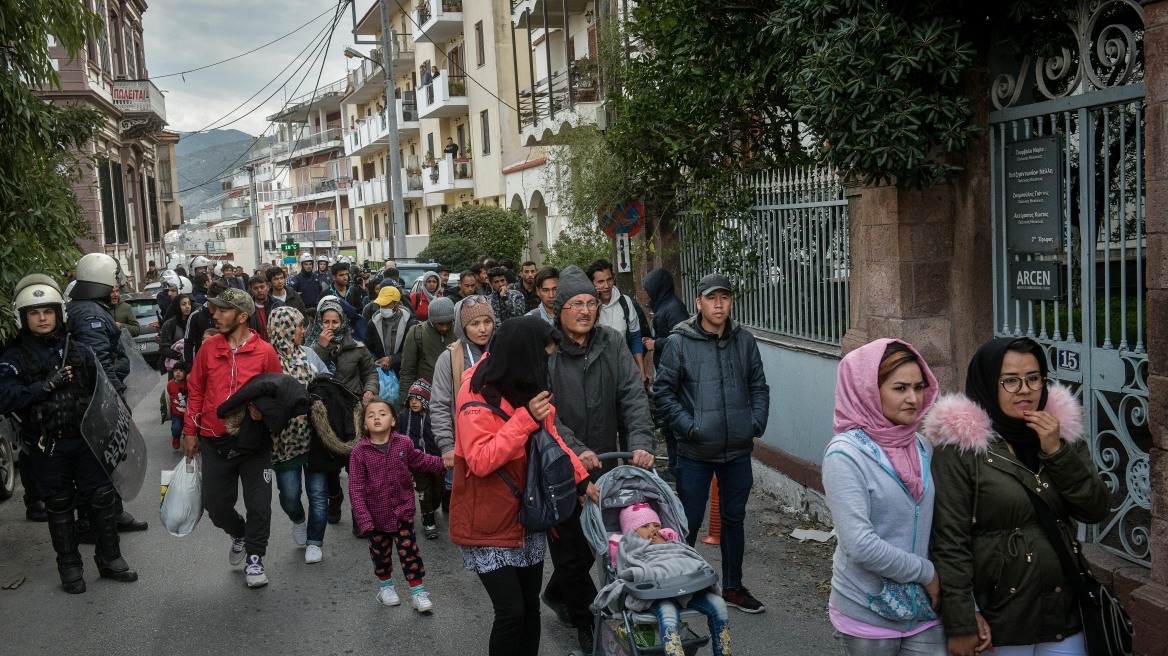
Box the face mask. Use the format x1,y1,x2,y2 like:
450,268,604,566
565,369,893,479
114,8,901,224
380,307,398,318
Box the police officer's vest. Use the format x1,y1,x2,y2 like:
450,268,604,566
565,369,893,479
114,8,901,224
14,337,91,441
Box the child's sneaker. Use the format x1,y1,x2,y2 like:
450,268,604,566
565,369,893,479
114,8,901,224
244,555,268,588
292,521,307,546
228,537,246,566
412,590,434,613
304,545,322,564
377,585,400,606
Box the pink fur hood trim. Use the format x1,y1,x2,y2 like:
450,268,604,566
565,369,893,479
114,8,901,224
921,383,1083,453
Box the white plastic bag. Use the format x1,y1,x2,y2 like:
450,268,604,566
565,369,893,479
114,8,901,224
160,456,203,537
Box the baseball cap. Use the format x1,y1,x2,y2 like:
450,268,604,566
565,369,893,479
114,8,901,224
373,285,401,306
697,274,733,297
208,287,256,315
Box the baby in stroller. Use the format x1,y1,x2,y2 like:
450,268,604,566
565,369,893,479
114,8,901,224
588,463,731,656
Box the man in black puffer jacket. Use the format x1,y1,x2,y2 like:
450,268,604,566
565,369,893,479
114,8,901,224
653,273,770,615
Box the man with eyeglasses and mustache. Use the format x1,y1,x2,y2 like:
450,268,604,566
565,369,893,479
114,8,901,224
541,265,655,653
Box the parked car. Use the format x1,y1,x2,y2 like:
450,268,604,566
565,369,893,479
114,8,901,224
397,262,440,295
0,416,19,502
123,291,161,367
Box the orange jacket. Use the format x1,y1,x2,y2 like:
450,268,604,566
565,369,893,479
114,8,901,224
449,362,588,548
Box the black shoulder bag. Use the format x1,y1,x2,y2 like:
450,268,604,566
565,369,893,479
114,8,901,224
460,400,578,532
1023,486,1134,656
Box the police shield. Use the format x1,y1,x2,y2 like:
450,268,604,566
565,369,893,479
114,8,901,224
119,330,157,411
81,366,147,501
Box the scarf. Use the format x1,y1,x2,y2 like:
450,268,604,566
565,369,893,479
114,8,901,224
418,271,440,302
470,315,559,411
267,306,314,464
965,337,1049,471
834,338,937,501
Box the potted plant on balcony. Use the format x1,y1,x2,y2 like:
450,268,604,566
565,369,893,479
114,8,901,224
417,0,431,23
448,79,467,97
443,0,462,11
572,57,599,88
424,150,436,167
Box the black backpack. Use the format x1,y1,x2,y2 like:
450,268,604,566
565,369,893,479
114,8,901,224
460,400,578,532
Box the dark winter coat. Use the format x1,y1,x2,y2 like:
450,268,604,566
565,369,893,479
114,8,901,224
642,268,689,366
306,374,362,473
310,332,378,398
652,315,769,463
923,387,1110,646
66,298,129,394
182,305,215,372
549,325,655,464
291,270,323,308
397,321,457,407
217,372,312,454
0,330,98,443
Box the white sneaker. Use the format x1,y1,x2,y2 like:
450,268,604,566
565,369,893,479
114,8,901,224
292,521,307,546
377,585,400,606
244,555,268,588
412,590,434,613
304,545,322,564
229,537,246,566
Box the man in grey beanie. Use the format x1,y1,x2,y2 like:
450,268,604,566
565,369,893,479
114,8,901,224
397,296,457,408
541,265,656,651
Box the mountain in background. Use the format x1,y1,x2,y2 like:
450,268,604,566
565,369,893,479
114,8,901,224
175,129,263,219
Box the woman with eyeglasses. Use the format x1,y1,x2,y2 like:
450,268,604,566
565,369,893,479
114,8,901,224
923,337,1109,656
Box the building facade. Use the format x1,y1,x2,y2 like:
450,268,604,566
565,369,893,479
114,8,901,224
40,0,169,289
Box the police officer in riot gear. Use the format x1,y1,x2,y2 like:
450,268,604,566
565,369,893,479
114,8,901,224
66,252,148,532
289,252,323,308
189,255,212,276
0,276,138,593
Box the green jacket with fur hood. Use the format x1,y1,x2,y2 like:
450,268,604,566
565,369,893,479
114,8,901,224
922,384,1109,647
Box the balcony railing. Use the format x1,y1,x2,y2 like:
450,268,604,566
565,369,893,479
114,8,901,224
271,127,344,161
413,0,464,44
518,61,601,135
113,79,167,134
344,98,420,157
422,154,473,194
418,73,469,120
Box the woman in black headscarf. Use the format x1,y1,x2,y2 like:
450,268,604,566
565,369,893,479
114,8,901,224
922,337,1109,656
449,316,593,656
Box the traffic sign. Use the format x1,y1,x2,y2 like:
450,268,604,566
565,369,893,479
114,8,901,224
598,201,645,238
615,233,632,273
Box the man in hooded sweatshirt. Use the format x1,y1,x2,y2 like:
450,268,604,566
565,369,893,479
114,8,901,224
641,267,691,477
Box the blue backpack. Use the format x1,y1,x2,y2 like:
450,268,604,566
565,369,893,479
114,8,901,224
460,400,578,532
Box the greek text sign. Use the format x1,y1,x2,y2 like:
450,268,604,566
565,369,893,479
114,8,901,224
1005,136,1063,253
1011,261,1062,301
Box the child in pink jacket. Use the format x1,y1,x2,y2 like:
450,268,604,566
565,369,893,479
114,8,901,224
349,397,445,613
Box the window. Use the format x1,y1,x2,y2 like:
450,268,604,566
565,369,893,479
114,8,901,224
475,21,485,67
427,133,435,161
480,110,490,155
95,0,111,74
123,27,137,78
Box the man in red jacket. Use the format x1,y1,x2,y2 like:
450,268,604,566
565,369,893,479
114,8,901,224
182,288,282,588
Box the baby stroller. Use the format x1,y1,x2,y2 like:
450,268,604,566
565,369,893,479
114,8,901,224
580,453,719,656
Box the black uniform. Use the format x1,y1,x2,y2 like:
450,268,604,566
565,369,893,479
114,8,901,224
0,327,136,591
66,298,128,394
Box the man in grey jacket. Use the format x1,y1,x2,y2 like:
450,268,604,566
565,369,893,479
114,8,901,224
653,273,770,614
544,265,655,652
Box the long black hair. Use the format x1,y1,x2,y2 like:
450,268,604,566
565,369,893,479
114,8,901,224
470,315,560,411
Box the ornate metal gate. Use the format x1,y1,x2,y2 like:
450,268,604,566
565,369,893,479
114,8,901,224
989,0,1150,565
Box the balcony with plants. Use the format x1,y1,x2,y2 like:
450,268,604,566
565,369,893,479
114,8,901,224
413,0,463,44
417,72,469,120
421,153,473,195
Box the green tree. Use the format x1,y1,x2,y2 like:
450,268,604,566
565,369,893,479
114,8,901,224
416,235,479,271
422,205,530,266
1,0,106,338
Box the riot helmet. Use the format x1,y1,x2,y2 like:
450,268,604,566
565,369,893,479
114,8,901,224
13,281,67,330
190,255,212,273
72,252,118,300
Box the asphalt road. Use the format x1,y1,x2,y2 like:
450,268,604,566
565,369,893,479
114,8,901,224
0,376,837,655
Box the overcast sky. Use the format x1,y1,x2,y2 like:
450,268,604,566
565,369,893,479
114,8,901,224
143,0,361,137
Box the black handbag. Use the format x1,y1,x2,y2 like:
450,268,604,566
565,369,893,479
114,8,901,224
1023,486,1134,656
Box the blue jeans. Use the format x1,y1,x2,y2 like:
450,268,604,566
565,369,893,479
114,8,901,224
170,416,183,439
275,467,328,547
652,591,730,656
674,454,753,590
835,624,947,656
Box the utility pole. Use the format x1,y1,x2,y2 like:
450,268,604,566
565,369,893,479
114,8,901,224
379,0,408,259
248,164,262,271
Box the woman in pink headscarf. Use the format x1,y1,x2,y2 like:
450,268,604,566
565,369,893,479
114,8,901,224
822,339,991,655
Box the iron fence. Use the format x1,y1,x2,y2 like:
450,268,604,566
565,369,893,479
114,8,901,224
676,166,850,349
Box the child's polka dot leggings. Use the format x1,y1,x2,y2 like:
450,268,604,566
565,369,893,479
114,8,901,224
367,519,425,586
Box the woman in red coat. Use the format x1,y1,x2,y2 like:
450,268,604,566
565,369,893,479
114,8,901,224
450,316,593,656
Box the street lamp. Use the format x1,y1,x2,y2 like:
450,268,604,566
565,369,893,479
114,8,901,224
343,15,407,261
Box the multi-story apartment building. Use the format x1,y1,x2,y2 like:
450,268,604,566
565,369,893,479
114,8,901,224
504,0,607,256
39,0,169,289
342,0,526,261
267,80,356,262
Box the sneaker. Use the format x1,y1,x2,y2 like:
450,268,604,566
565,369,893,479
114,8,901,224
291,521,307,546
723,586,765,613
228,537,246,566
423,523,439,540
412,590,434,613
377,585,401,606
244,555,268,588
304,545,322,564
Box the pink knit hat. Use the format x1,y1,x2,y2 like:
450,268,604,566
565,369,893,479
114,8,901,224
619,503,661,534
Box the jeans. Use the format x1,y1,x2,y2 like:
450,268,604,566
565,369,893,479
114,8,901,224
170,417,184,439
477,562,544,656
653,591,731,656
674,454,753,589
275,466,328,547
199,438,272,557
835,624,947,656
993,633,1088,656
